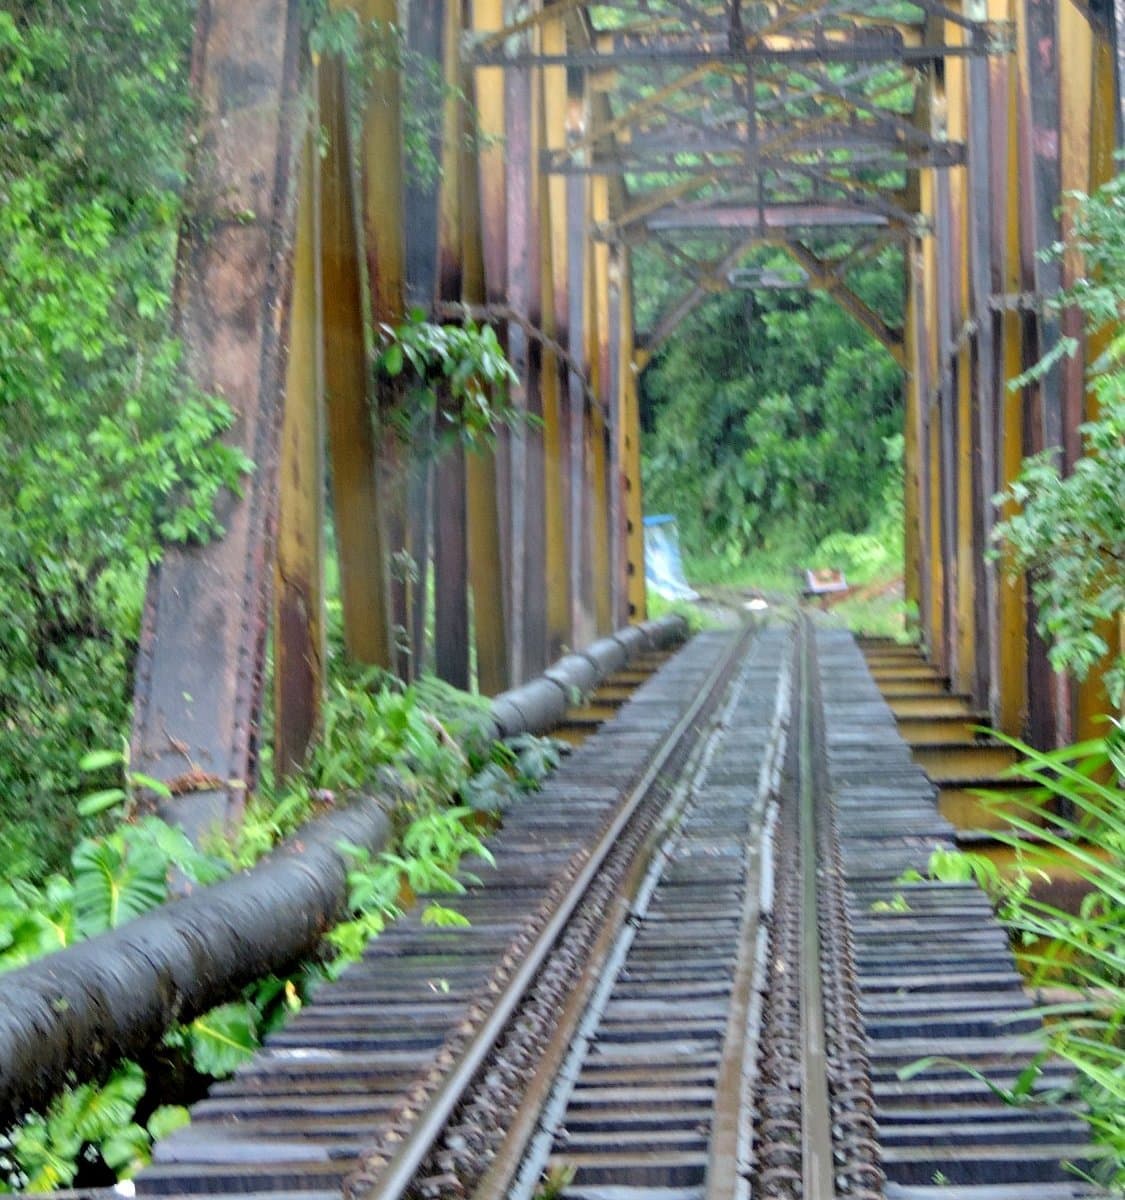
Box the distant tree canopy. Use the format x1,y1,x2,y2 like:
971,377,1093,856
639,247,905,567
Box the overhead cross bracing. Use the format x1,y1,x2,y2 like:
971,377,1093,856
465,0,1005,360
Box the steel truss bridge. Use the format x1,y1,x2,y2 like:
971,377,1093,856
128,0,1122,839
1,4,1123,1192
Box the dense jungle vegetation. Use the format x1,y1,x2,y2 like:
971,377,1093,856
639,245,906,582
0,0,1120,1188
0,1,247,879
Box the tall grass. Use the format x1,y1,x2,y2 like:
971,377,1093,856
983,730,1124,1187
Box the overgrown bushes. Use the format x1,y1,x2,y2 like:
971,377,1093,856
0,1,247,879
640,246,904,567
0,671,561,1192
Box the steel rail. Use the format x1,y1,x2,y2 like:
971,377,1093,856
704,639,794,1199
798,614,837,1199
357,622,759,1200
472,632,746,1200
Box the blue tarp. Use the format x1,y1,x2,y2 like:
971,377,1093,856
643,514,699,601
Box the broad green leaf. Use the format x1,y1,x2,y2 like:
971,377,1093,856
421,903,471,928
77,787,128,818
100,1122,151,1175
72,835,168,935
147,1104,191,1142
188,1002,260,1076
78,749,124,773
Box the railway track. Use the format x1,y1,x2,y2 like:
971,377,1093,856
37,619,1098,1200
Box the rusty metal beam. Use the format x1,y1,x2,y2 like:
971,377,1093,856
274,117,326,781
781,241,905,364
319,56,393,672
434,0,470,690
567,99,597,648
468,0,511,694
469,31,1005,68
359,0,410,677
542,144,966,173
991,0,1027,736
642,235,759,355
1017,0,1067,744
539,10,573,660
623,201,902,236
131,0,305,842
506,12,549,680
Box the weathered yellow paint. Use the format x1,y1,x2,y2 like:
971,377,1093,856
465,0,509,694
919,82,945,672
1059,0,1092,470
533,37,570,660
619,253,647,623
944,21,977,701
274,123,325,779
354,0,409,675
903,245,922,625
358,0,405,326
588,400,613,636
590,170,614,636
993,0,1028,738
317,56,393,671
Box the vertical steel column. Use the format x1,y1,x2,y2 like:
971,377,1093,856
434,0,470,689
320,55,393,671
504,0,549,681
274,118,326,780
1058,0,1093,470
933,87,957,680
903,242,926,638
1072,10,1119,736
538,11,572,660
967,4,998,710
946,29,979,701
1019,0,1067,744
566,97,596,647
360,0,410,677
403,2,447,675
466,0,510,694
903,85,926,639
590,147,614,636
621,252,648,624
130,0,305,841
919,100,944,665
606,246,627,629
991,0,1030,735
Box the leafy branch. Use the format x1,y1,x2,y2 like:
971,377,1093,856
375,309,521,451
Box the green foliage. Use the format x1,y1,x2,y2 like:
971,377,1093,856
304,6,483,189
0,1062,146,1192
376,309,521,451
0,811,227,974
641,247,904,566
0,0,250,880
1,665,567,1190
984,732,1124,1182
812,434,905,586
182,1003,260,1078
994,170,1125,707
901,731,1124,1185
